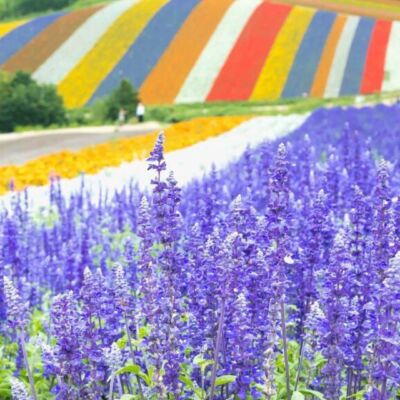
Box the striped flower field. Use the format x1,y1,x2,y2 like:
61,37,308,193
1,0,400,106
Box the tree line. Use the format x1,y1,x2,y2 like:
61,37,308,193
0,71,139,133
0,0,75,20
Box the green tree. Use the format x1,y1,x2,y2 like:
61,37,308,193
0,71,66,133
16,0,74,14
0,0,76,19
104,79,139,121
0,80,14,132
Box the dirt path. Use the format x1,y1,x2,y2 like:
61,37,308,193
0,122,162,166
275,0,400,20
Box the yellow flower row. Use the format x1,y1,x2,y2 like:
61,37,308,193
0,19,28,38
251,6,314,101
0,116,251,195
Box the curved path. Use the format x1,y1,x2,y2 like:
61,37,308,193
0,122,161,166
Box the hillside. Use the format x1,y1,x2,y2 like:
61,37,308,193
1,0,400,107
280,0,400,20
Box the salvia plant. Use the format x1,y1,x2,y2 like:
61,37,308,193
1,104,400,399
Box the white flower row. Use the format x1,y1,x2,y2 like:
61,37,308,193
175,0,261,103
0,113,309,211
33,0,137,84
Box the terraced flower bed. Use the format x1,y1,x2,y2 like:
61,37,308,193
2,0,400,106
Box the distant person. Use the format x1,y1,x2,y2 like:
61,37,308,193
118,108,127,126
115,108,127,132
136,101,145,123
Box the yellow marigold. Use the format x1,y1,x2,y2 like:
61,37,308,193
0,116,251,195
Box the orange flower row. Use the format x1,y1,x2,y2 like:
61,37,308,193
0,116,251,195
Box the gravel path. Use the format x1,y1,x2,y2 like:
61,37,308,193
0,122,161,166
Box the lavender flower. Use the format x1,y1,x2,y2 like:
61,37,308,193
147,132,166,174
262,299,280,399
303,301,324,358
266,143,291,400
10,378,31,400
103,343,124,373
49,292,85,397
4,277,37,400
4,104,400,399
318,230,351,399
136,196,157,327
228,292,255,399
112,263,132,313
367,251,400,398
3,277,29,330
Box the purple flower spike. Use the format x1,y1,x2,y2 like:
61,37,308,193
319,230,351,399
113,263,132,313
103,343,124,373
147,132,167,174
3,277,29,331
50,291,85,392
10,378,31,400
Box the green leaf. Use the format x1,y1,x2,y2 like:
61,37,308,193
314,353,326,368
193,355,214,376
346,389,367,400
115,363,154,387
215,375,236,387
138,325,150,340
300,388,326,400
292,391,305,400
119,395,136,400
115,364,141,376
179,374,194,389
193,387,206,400
117,338,127,351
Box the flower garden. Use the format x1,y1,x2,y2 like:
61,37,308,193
2,0,400,107
58,0,169,108
2,1,400,399
1,103,400,399
0,116,249,195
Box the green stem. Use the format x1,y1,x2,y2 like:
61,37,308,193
124,316,144,400
109,374,115,400
280,301,291,400
19,332,38,400
209,298,226,400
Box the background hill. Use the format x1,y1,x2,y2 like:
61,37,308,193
1,0,400,107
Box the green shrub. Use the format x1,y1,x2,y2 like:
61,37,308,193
0,71,66,133
103,79,139,121
0,0,75,19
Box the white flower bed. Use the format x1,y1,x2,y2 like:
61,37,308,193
1,113,309,210
33,0,137,84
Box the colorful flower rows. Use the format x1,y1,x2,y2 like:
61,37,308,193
1,0,399,105
0,13,65,65
58,0,168,108
251,6,314,100
33,0,135,85
2,6,101,74
0,116,250,195
89,0,200,104
139,0,232,105
0,19,28,39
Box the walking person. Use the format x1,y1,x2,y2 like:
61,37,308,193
115,108,127,132
136,101,145,123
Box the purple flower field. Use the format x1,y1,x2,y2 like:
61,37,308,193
1,104,400,399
